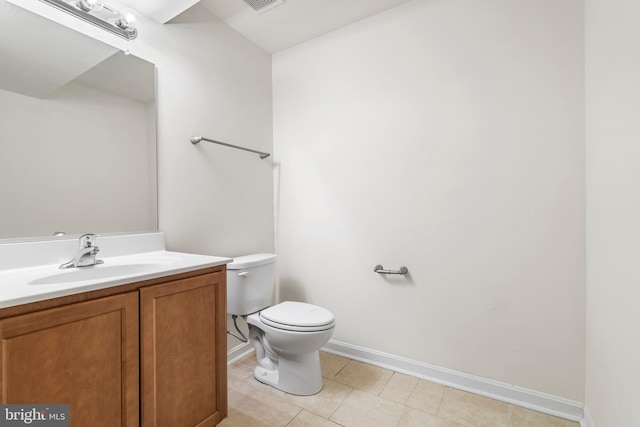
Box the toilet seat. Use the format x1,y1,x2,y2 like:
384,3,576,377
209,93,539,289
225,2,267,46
260,301,335,332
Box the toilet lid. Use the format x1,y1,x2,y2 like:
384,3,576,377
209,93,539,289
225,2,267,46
260,302,335,331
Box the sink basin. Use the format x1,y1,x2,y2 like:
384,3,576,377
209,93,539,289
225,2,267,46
30,264,164,285
28,255,181,285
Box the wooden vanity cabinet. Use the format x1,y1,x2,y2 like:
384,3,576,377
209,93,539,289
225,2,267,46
0,267,227,427
140,271,227,427
0,292,139,427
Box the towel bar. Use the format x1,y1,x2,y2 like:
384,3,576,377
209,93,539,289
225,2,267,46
190,135,270,159
374,265,408,275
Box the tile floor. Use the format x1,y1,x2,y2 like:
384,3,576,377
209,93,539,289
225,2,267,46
220,352,579,427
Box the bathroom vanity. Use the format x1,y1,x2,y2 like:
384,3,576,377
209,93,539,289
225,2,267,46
0,233,230,427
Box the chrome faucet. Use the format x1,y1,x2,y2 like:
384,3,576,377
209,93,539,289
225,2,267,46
59,233,104,269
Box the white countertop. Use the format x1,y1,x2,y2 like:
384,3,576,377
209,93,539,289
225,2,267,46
0,250,231,309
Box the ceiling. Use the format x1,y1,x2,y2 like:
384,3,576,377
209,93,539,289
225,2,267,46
1,0,415,98
128,0,415,53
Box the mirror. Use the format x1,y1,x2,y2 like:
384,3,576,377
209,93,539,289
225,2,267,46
0,0,157,240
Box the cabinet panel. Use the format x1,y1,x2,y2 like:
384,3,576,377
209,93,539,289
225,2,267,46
0,292,139,427
141,272,227,427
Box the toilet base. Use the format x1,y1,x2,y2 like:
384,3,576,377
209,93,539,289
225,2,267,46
253,351,323,396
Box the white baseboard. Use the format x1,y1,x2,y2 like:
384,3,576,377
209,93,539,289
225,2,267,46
323,339,585,423
580,406,597,427
227,342,254,364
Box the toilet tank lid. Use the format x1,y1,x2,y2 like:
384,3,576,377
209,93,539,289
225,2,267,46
227,253,276,270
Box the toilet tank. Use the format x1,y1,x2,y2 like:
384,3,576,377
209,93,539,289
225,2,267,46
226,253,276,316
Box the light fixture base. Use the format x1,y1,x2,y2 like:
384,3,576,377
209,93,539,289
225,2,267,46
39,0,137,40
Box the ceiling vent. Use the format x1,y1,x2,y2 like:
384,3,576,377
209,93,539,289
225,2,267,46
241,0,285,14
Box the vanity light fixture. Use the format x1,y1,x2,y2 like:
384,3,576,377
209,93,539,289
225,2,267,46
39,0,138,40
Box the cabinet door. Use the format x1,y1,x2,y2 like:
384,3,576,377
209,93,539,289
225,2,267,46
0,292,139,427
140,272,227,427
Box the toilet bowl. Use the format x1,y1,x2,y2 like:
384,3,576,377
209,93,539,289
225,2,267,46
247,301,335,395
226,254,336,396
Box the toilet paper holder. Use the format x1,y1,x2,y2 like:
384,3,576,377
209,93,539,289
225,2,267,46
374,264,408,275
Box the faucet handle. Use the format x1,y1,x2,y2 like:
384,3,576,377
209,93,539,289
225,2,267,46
79,233,98,248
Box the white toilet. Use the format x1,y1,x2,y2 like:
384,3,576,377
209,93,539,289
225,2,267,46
227,254,335,396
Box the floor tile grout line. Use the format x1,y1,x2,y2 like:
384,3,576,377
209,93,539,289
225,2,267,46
403,374,420,403
376,370,415,401
326,387,355,426
331,357,352,378
327,355,444,417
375,370,395,397
435,385,449,417
283,407,304,427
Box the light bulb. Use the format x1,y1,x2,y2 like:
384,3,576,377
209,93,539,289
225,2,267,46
116,8,137,32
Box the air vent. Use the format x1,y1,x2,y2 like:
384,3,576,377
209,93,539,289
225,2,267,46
241,0,285,14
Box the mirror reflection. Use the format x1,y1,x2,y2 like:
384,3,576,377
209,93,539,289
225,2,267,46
0,1,157,240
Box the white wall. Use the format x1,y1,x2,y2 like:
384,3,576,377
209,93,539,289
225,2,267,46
147,7,274,257
273,0,585,401
585,0,640,425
